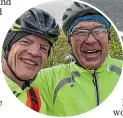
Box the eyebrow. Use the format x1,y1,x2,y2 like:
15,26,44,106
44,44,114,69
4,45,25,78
22,36,32,41
24,36,50,47
93,25,106,29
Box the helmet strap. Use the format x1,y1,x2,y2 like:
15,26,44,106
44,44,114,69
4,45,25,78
5,56,34,89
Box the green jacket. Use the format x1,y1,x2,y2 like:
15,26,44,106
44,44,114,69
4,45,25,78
32,56,122,116
5,75,47,114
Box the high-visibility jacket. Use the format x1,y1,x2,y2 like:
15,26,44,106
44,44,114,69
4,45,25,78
32,56,122,116
5,76,47,114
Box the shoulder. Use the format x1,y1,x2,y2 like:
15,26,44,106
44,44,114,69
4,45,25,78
35,63,70,82
39,63,70,75
107,56,122,76
33,63,72,88
108,56,123,68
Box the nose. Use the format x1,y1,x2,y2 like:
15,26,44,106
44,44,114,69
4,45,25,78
27,44,41,57
85,34,97,44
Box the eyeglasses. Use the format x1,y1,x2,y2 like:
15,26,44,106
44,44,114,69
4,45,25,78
69,28,108,40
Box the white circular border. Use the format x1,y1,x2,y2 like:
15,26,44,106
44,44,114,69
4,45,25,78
0,0,123,118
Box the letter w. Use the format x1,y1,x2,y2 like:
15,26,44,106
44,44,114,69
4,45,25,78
113,110,121,116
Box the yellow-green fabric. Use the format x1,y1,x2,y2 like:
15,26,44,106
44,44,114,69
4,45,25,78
5,75,47,114
32,56,122,116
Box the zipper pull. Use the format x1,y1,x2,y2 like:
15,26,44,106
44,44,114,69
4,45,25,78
70,71,81,87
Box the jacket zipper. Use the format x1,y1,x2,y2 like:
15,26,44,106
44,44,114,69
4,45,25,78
92,70,100,106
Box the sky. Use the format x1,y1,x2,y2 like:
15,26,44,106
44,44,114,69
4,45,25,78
37,0,73,26
36,0,123,32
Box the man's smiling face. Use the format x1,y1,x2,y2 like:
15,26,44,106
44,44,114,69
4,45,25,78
69,21,109,70
8,34,50,80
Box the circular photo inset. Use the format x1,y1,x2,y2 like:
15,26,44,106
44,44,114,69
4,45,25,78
1,0,123,116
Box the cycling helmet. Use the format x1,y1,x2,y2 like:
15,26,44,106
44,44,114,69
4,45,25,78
2,8,60,85
62,2,109,37
3,8,60,58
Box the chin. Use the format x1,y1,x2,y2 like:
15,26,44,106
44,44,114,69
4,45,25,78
81,62,101,70
89,63,102,70
18,73,35,80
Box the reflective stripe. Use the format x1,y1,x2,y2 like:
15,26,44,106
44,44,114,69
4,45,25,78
53,71,80,104
109,65,122,75
10,23,21,31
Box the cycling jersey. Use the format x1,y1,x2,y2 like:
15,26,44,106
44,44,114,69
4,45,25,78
32,56,122,116
5,76,47,114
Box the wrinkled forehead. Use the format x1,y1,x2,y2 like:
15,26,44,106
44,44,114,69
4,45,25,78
73,21,106,30
20,34,50,47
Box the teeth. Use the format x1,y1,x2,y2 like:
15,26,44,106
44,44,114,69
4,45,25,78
22,59,36,66
85,51,95,53
84,50,100,55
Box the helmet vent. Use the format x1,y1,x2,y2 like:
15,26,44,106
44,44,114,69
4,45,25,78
62,14,68,21
74,2,80,7
66,8,72,11
43,13,50,27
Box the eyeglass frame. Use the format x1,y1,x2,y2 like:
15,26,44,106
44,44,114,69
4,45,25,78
69,27,109,40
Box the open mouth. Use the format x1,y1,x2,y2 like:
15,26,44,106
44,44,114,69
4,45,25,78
83,50,101,56
20,58,38,66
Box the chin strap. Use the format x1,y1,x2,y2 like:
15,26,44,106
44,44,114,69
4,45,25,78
6,57,34,89
75,58,86,69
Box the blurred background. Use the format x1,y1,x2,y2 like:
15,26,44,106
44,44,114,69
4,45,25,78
37,0,123,32
37,0,123,67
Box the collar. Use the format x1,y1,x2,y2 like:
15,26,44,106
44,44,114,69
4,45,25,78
70,56,109,74
5,75,30,94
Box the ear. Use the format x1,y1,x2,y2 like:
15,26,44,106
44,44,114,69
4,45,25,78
68,43,73,52
108,40,110,44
